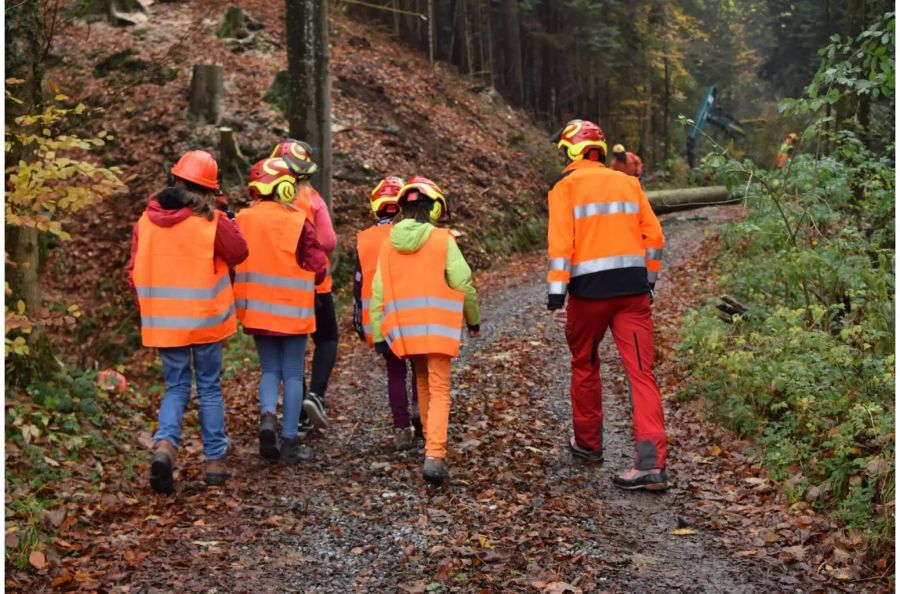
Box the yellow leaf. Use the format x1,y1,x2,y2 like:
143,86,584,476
17,300,25,315
671,528,697,536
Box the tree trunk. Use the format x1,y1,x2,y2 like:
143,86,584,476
499,0,523,106
188,64,224,124
219,127,249,186
645,186,734,214
285,0,332,207
461,0,474,74
427,0,435,63
5,0,58,383
663,55,671,162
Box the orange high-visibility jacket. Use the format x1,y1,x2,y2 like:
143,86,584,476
610,152,644,178
356,223,393,346
233,201,317,334
379,228,465,357
133,211,237,347
547,159,664,301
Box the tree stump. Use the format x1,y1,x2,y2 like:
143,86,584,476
217,6,263,39
218,127,249,186
188,64,224,124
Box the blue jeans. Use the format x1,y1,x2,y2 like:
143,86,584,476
154,341,228,460
253,334,308,438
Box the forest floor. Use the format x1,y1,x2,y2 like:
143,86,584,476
8,206,888,593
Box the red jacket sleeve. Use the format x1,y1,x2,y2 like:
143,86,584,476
296,220,328,284
310,192,337,254
126,221,139,299
214,215,249,267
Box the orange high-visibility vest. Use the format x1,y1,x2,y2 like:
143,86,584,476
294,185,333,294
547,159,664,298
356,223,393,346
316,257,333,294
133,211,237,348
610,152,643,178
380,228,465,357
233,201,317,334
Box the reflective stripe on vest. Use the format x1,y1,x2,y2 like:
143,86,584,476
357,224,393,346
133,211,237,347
570,254,646,277
234,201,316,334
380,227,464,357
573,200,639,220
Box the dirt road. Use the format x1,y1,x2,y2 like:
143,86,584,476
115,206,822,593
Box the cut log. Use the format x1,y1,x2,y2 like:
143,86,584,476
188,64,224,124
646,186,736,214
218,127,249,186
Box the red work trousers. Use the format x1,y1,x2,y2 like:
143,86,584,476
565,293,668,470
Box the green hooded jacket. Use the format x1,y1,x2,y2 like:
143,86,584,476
370,219,480,344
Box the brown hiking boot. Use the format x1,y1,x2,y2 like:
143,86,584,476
204,458,231,486
149,439,177,494
423,456,449,485
394,426,414,451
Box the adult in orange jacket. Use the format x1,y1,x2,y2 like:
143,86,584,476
610,144,643,179
547,119,669,491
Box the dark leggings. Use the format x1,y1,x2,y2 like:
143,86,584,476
309,292,338,398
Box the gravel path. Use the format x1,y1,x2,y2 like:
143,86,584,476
125,205,816,593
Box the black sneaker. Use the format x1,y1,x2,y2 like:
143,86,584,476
612,467,669,491
298,416,313,439
411,410,424,440
568,436,603,463
259,412,279,460
423,457,449,485
302,392,329,428
149,440,176,494
280,436,313,464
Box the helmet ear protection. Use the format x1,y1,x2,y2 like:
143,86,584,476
275,179,296,204
428,199,443,223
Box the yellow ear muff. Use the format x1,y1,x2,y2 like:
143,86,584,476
428,200,443,223
276,181,296,204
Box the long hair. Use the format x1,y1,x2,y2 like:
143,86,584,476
174,178,217,220
399,198,435,223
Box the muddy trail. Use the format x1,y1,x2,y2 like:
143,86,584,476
87,206,823,593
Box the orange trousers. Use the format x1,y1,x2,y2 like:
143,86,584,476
410,354,452,458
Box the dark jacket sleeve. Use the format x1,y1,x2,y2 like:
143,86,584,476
296,220,327,284
352,251,365,341
214,215,249,267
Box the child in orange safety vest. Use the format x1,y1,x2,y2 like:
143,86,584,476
369,176,481,484
352,176,422,451
127,150,249,493
233,157,328,464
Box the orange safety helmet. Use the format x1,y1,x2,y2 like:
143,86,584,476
398,176,447,222
248,157,297,203
170,150,220,189
552,119,608,162
370,176,405,217
271,139,318,177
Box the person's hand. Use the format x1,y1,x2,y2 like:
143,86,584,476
553,309,567,330
467,323,480,338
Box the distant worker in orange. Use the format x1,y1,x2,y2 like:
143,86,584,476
610,144,643,179
369,176,481,485
776,132,798,169
548,119,668,491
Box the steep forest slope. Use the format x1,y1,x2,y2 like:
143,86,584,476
44,0,558,366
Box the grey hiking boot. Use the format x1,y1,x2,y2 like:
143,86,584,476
302,391,329,428
423,456,449,485
259,412,279,460
613,467,669,491
149,439,177,494
204,458,231,486
280,437,313,464
394,426,414,451
568,436,603,463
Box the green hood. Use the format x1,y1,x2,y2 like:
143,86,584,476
390,219,435,253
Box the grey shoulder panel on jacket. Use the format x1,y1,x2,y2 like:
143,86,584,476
548,169,575,194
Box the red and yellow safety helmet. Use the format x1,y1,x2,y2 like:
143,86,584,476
271,139,318,177
248,157,297,203
553,119,608,162
398,176,447,222
370,176,405,217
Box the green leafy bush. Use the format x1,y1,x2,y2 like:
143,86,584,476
678,11,894,551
